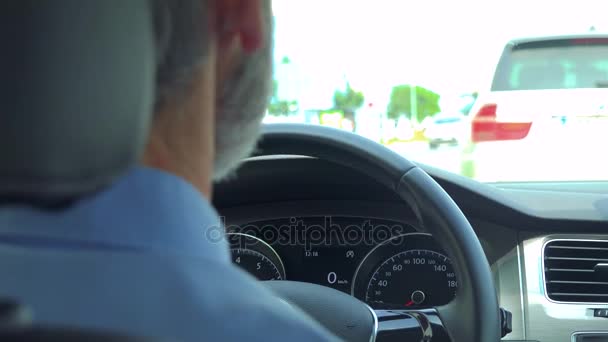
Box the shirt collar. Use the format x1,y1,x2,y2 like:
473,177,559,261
0,167,230,263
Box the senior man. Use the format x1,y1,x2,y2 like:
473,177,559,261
0,0,338,341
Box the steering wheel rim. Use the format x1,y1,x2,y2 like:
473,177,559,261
256,124,501,342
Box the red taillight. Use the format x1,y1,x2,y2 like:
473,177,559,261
471,104,532,142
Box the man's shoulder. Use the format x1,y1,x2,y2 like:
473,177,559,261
161,256,340,341
0,247,337,341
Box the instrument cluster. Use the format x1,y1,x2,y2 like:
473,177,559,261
227,216,457,309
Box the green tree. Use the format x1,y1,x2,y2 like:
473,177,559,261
387,85,441,122
333,83,365,115
268,79,298,116
268,99,298,116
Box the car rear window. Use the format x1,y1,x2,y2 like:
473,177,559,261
491,38,608,91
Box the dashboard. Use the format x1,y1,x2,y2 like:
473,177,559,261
215,156,608,342
226,217,457,310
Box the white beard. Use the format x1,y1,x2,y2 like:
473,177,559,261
212,40,272,181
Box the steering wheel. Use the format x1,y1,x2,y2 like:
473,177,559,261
255,124,501,342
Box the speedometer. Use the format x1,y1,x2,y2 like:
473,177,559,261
352,233,457,309
363,249,456,309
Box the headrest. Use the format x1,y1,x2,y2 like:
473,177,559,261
0,0,155,205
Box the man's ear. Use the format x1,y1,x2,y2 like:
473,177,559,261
214,0,264,53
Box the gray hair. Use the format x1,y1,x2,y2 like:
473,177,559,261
152,0,211,111
151,0,274,181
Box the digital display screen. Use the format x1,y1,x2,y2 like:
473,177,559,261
227,216,415,293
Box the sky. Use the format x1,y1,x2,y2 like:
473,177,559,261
271,0,608,108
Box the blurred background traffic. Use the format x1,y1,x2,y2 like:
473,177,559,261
265,0,608,182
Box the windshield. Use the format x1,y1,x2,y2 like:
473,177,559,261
266,1,608,183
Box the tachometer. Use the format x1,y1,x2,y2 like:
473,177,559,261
352,233,457,309
228,233,286,280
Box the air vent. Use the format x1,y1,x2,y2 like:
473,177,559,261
544,239,608,303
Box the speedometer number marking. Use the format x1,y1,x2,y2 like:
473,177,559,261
327,272,337,284
364,249,456,309
228,233,286,281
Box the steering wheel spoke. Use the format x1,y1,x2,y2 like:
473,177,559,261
374,308,453,342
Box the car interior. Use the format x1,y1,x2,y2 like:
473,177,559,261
1,1,607,342
217,125,608,342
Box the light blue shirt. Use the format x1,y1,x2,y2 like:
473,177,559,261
0,167,337,341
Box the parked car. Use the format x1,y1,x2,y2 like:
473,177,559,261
465,33,608,182
425,113,469,149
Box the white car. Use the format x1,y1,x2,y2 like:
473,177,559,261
465,34,608,182
425,113,469,149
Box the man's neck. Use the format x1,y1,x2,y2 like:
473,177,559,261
142,66,217,200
